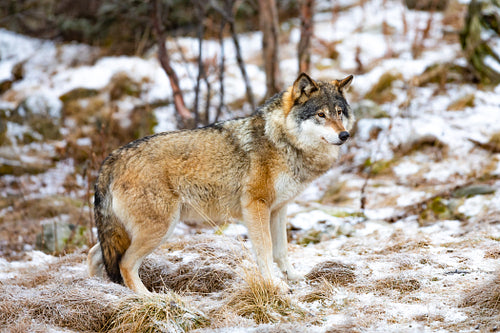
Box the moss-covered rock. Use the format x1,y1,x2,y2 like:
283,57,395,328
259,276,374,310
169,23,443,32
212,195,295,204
36,219,88,254
16,96,62,140
364,157,395,176
418,197,464,225
108,72,142,100
59,88,99,103
452,184,496,198
353,100,390,119
364,72,403,104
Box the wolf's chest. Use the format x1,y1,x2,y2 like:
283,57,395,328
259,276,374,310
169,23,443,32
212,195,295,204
272,172,304,208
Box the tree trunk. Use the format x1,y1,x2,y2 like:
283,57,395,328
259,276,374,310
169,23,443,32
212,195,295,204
298,0,315,74
258,0,282,98
460,0,500,85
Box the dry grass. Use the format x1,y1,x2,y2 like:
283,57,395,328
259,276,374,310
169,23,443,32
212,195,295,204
447,93,475,111
484,247,500,259
0,252,129,332
306,260,356,286
376,237,431,255
0,246,222,332
397,134,449,160
325,323,361,333
138,235,247,293
321,181,350,205
104,292,210,332
227,268,305,324
139,257,234,294
301,278,338,303
0,276,128,332
373,275,422,294
460,270,500,330
488,132,500,152
461,271,500,311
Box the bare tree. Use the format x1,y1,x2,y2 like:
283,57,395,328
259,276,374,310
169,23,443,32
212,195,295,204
152,0,193,127
193,0,208,126
212,0,256,111
298,0,315,74
216,13,227,122
258,0,282,98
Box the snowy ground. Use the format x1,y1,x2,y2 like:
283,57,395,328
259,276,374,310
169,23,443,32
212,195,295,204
1,0,500,332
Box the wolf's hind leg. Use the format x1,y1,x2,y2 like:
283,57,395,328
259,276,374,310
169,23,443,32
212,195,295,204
118,202,180,294
88,242,105,278
271,206,303,281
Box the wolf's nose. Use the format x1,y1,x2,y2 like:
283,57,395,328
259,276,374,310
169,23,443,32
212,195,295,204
339,131,350,142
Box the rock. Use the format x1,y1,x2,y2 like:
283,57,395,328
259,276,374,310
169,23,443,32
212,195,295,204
36,218,87,254
452,184,496,198
353,100,390,119
16,95,63,140
59,88,99,103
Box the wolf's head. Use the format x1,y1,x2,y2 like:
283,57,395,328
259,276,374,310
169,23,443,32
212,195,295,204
283,73,354,148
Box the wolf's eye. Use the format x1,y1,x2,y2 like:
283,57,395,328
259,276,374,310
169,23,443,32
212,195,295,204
317,112,326,118
336,106,342,117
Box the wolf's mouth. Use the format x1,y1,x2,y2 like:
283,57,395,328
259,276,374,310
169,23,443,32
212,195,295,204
321,137,343,146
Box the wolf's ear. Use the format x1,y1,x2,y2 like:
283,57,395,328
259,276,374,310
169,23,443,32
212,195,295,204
333,75,353,91
292,73,319,103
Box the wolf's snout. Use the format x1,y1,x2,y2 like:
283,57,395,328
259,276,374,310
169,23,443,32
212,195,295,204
339,131,350,142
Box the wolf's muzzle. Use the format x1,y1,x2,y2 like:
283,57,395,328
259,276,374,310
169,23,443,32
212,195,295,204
339,131,350,142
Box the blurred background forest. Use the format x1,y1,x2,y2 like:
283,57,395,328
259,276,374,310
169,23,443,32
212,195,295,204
1,0,500,331
0,0,499,260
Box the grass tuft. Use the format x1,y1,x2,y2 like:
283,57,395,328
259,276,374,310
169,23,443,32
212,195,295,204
374,275,421,293
105,293,210,333
140,257,234,294
301,278,338,303
306,261,356,286
227,269,305,324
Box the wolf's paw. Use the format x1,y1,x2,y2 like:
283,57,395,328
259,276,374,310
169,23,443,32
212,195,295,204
285,269,304,282
272,277,291,294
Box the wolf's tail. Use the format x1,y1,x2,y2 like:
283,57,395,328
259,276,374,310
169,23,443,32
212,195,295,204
94,167,130,284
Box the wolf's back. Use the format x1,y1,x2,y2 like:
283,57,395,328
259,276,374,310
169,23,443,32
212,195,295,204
94,154,131,284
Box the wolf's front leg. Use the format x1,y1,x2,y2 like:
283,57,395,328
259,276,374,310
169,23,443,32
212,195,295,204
271,205,303,281
243,198,288,290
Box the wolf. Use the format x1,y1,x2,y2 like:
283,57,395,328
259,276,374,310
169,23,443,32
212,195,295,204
88,73,355,293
